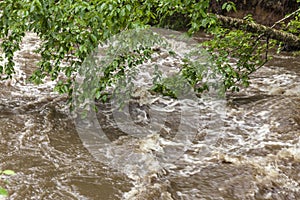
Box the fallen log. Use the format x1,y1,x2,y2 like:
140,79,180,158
216,14,300,49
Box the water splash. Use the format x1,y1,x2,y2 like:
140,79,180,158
73,27,227,199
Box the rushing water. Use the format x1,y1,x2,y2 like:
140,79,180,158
0,30,299,200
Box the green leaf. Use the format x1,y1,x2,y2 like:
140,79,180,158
126,4,131,12
30,2,35,13
90,34,97,43
2,170,15,175
120,8,126,17
222,2,227,10
226,5,232,12
95,89,101,99
0,187,8,196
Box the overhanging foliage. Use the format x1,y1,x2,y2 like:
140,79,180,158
0,0,299,102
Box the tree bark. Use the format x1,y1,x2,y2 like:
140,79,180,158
216,14,300,49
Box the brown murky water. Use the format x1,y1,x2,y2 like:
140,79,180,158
0,31,299,200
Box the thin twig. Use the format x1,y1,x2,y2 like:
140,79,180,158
271,7,300,29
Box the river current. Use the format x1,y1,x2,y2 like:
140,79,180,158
0,29,299,200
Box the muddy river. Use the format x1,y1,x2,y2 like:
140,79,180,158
0,29,299,200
